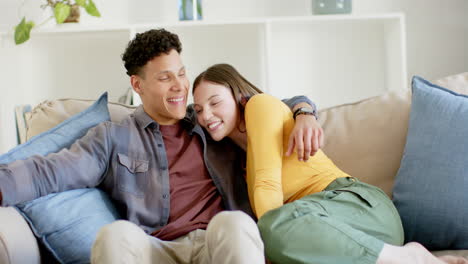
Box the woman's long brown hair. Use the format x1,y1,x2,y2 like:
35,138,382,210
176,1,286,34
193,63,263,108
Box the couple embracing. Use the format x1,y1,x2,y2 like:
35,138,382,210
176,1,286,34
0,28,465,264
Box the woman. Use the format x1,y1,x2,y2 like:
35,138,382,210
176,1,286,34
192,63,467,264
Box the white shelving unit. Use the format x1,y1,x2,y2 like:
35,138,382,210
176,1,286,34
0,13,407,152
265,14,407,108
0,13,406,106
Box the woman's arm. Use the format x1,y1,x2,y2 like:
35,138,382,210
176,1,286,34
245,94,287,218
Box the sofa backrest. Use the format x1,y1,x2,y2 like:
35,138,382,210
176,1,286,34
319,90,411,196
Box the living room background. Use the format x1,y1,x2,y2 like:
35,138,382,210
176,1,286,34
0,0,467,153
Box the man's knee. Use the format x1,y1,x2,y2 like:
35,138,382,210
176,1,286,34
95,220,143,241
205,211,264,262
208,211,257,233
92,220,151,263
92,220,148,252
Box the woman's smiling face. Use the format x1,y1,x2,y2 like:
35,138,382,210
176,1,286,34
193,80,241,141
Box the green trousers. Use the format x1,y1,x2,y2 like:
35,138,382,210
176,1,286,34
257,177,404,264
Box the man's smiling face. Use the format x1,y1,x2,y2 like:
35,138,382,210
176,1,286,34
132,49,189,125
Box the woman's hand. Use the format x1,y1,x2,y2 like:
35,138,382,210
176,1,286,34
285,114,324,161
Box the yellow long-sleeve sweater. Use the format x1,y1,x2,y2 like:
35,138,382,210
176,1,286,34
245,94,349,219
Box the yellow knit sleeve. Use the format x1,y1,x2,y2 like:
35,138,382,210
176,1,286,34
245,94,286,218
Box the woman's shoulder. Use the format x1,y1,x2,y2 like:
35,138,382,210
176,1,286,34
245,94,288,112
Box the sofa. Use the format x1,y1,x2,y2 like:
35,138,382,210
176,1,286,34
1,73,467,263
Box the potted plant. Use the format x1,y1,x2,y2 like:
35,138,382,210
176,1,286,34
14,0,101,45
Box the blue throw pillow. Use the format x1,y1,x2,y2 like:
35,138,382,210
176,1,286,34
0,93,109,163
392,76,468,250
0,92,120,263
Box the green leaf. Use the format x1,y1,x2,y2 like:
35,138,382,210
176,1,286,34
85,0,101,17
197,0,203,17
54,3,71,24
181,0,187,20
14,17,35,45
75,0,86,7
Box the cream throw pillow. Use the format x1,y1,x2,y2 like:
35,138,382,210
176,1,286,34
26,99,135,140
434,72,468,94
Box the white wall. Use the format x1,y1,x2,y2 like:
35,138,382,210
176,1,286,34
203,0,468,81
352,0,468,81
0,35,35,153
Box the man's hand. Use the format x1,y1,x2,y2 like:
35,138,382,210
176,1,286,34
285,114,324,161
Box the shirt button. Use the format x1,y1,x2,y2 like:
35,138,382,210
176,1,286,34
161,167,167,170
162,194,168,199
160,222,164,226
157,144,163,147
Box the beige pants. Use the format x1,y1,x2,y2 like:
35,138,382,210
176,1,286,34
91,211,264,264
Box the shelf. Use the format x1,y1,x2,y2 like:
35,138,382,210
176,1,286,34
265,14,406,108
0,13,404,35
1,14,406,104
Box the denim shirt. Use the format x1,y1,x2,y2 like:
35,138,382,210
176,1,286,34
0,96,313,234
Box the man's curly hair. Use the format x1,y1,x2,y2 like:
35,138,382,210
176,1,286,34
122,29,182,76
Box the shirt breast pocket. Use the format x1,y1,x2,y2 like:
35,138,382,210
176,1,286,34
116,153,149,197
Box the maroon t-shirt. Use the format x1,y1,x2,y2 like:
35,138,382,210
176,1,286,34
152,122,224,241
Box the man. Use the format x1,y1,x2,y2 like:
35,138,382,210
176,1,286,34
0,29,323,263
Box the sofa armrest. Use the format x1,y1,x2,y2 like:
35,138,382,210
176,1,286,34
0,207,40,264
